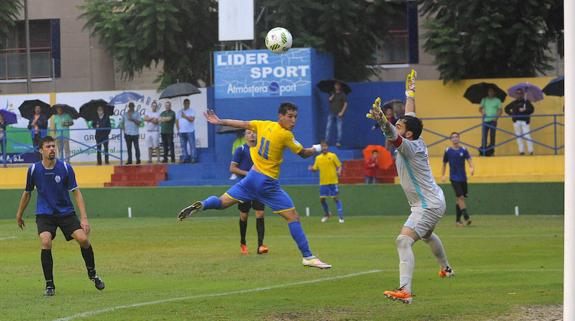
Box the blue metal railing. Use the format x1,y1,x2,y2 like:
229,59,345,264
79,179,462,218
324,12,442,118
419,114,564,155
1,127,125,167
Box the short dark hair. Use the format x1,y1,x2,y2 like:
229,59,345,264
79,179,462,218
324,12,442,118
183,98,190,104
450,131,460,137
128,102,135,108
278,102,298,115
320,140,328,145
398,115,423,140
40,136,55,148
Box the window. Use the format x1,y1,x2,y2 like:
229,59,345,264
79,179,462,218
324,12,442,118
0,19,60,80
374,2,418,65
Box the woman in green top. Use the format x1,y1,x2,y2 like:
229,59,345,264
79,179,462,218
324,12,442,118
479,88,502,156
53,106,74,160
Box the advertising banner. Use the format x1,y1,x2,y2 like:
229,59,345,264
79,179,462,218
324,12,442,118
214,48,312,99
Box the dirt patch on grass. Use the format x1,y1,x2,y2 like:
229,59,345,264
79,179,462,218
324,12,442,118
491,305,562,321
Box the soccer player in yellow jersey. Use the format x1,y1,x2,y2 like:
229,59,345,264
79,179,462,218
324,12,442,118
309,141,344,223
178,103,331,269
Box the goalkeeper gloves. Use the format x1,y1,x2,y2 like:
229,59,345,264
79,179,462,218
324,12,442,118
405,69,416,98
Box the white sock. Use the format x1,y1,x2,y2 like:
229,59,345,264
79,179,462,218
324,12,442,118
424,233,449,269
396,234,415,293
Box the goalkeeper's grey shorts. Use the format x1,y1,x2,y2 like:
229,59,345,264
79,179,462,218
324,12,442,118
404,204,446,239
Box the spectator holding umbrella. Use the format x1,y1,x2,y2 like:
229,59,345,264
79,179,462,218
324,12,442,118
0,113,6,157
479,88,502,156
326,82,348,147
159,101,176,163
121,102,142,165
176,98,197,163
28,105,49,152
505,87,536,155
52,105,74,160
93,106,111,165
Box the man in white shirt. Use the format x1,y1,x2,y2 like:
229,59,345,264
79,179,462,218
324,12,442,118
176,98,197,163
144,101,161,163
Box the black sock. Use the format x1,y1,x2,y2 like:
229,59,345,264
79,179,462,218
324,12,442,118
239,219,247,245
256,217,265,247
80,245,96,278
455,205,462,222
41,249,54,287
462,208,470,221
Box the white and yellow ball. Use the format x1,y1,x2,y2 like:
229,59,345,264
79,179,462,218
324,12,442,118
265,27,293,54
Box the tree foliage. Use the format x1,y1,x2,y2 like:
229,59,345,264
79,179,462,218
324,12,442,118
421,0,563,82
0,0,23,46
81,0,400,87
256,0,400,81
80,0,217,88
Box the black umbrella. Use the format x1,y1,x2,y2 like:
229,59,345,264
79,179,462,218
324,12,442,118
18,99,51,120
52,104,80,119
159,83,201,99
316,79,352,94
542,76,564,97
79,99,114,121
464,82,507,104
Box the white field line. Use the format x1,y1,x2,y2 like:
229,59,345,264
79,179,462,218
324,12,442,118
53,269,382,321
0,236,16,241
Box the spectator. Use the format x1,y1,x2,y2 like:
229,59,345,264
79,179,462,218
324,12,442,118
144,101,161,163
0,113,6,157
53,106,73,160
28,105,48,152
383,107,397,125
176,98,197,163
365,150,378,184
441,132,475,227
479,88,502,156
159,101,176,163
93,106,111,165
121,102,142,165
325,81,348,147
504,88,535,155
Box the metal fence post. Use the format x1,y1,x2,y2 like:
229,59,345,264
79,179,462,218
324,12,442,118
554,114,558,155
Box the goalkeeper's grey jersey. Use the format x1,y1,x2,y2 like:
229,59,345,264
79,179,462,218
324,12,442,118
395,137,445,209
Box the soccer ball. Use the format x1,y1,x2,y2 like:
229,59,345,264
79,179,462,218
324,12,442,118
265,27,292,53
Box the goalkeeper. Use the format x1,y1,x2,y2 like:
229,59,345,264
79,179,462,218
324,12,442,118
367,70,454,304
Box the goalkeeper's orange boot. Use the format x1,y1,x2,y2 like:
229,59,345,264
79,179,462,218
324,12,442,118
384,286,413,304
240,244,248,255
257,245,269,255
439,266,455,278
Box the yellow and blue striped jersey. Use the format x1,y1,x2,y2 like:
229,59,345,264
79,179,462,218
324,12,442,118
247,120,303,179
312,152,341,185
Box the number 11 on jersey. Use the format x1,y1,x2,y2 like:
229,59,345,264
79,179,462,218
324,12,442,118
258,137,271,159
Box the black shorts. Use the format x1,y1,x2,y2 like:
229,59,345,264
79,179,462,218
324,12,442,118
36,213,82,241
450,180,468,198
238,200,265,213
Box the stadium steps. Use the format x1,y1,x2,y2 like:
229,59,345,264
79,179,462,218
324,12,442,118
0,165,114,188
105,164,167,187
339,159,397,184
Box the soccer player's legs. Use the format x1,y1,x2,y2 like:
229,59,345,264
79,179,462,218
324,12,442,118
238,201,250,254
319,185,331,222
36,216,57,295
254,175,330,269
451,180,470,225
178,181,249,220
251,200,267,253
69,224,105,291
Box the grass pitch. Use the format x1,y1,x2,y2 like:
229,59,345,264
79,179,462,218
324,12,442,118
0,215,563,321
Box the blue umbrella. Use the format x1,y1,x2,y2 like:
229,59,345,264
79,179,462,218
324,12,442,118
542,76,564,97
507,83,544,102
0,109,17,125
109,92,144,105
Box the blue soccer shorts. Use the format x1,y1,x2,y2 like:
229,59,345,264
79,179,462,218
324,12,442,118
225,170,295,213
319,184,339,198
